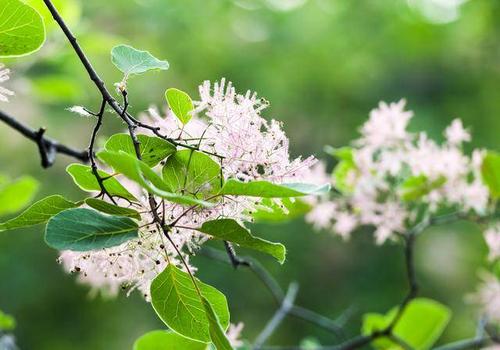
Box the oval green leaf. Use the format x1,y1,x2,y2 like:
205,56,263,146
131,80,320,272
111,44,169,78
0,195,78,232
0,0,46,57
0,176,39,216
133,330,207,350
45,208,138,251
165,88,194,125
104,134,176,167
198,219,286,264
66,163,137,202
150,264,230,343
220,179,330,198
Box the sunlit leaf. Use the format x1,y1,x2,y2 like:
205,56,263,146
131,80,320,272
45,208,138,251
84,198,141,220
0,0,45,57
111,44,169,78
0,176,39,216
362,298,451,350
163,150,222,198
0,310,15,331
98,151,211,207
104,133,176,167
198,219,286,263
481,151,500,199
66,163,137,202
399,175,446,202
220,179,330,198
251,198,311,223
0,195,78,232
133,330,207,350
165,88,194,125
151,265,230,343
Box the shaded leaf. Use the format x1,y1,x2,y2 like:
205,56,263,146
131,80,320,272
151,265,230,343
0,0,45,57
198,219,286,263
85,198,141,220
0,176,39,216
133,330,207,350
104,133,176,167
163,150,222,198
202,297,233,350
66,163,137,202
98,151,211,207
220,179,330,198
166,88,194,125
45,208,138,251
0,195,78,232
111,44,169,78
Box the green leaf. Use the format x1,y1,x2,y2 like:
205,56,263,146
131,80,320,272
98,151,211,207
0,310,15,331
151,265,230,343
165,88,194,125
133,330,207,350
111,44,169,78
0,176,39,216
66,163,137,202
399,175,446,202
0,195,78,232
202,297,233,350
25,0,81,31
163,150,222,198
45,208,138,251
481,151,500,199
326,146,356,194
84,198,141,220
362,298,451,350
252,198,312,223
104,134,176,167
0,0,45,57
198,219,286,263
220,179,330,198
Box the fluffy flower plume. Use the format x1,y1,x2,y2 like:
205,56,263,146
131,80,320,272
0,63,14,102
306,100,490,244
59,79,316,298
469,273,500,324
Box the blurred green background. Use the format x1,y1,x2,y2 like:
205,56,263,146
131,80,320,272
1,0,499,348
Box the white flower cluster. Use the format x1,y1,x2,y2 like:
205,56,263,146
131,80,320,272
59,79,316,299
0,63,14,102
307,100,490,244
306,99,500,325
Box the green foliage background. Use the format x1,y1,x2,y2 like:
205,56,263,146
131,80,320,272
0,0,499,348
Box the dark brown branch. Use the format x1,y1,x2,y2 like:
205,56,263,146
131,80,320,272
0,110,89,168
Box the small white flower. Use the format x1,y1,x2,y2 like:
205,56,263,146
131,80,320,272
0,63,14,102
469,273,500,324
445,118,470,145
484,224,500,261
226,322,245,347
67,106,92,117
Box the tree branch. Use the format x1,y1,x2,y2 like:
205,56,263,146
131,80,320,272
0,110,89,167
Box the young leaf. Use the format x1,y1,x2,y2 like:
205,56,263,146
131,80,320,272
84,198,141,220
481,151,500,199
66,163,137,202
201,297,233,350
111,44,169,78
104,134,176,167
45,208,138,251
98,151,211,207
133,330,207,350
165,88,194,125
251,198,312,223
220,179,330,198
362,298,451,350
0,195,79,232
0,176,39,216
0,0,45,57
163,150,222,198
150,264,230,343
399,175,446,202
198,219,286,264
0,310,15,331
